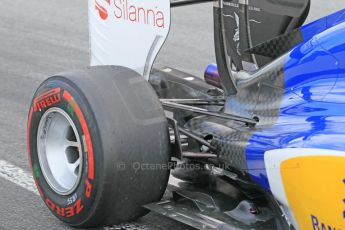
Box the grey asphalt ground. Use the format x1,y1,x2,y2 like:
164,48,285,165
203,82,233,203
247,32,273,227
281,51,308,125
0,1,344,229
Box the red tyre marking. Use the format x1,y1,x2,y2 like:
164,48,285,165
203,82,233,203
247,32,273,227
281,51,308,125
56,206,66,217
63,90,95,180
85,179,92,198
46,198,56,211
45,197,84,218
33,88,61,112
74,198,84,214
29,89,93,218
27,107,33,167
35,180,44,197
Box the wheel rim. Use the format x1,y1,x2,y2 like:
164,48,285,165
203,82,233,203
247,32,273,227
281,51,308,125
37,107,83,195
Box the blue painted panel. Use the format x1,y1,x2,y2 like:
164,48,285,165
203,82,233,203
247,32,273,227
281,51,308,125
245,13,345,191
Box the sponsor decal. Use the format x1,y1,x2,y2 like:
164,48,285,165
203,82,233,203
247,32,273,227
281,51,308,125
85,179,93,198
33,88,61,112
233,12,240,55
94,0,165,28
343,178,345,218
67,193,78,206
27,107,33,167
35,180,44,197
311,215,340,230
281,156,345,230
95,0,110,20
29,89,96,218
63,90,94,180
46,197,84,218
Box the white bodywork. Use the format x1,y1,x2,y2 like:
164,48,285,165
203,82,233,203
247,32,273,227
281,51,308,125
88,0,171,80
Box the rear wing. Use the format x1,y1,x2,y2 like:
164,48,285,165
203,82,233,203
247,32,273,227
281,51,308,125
88,0,214,80
213,0,310,95
89,0,171,80
88,0,311,93
170,0,212,7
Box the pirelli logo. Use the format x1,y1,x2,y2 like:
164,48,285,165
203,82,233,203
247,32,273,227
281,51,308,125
34,88,61,112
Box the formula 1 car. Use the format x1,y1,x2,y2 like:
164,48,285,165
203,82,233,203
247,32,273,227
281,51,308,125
27,0,345,229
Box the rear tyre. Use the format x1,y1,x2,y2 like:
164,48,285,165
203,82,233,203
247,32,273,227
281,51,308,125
27,66,170,227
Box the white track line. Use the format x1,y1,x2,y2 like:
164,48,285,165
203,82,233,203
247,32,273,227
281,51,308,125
0,159,148,230
0,160,39,195
0,159,158,230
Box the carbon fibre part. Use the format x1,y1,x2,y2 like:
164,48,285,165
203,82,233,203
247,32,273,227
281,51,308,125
220,0,310,70
145,175,287,229
185,57,285,171
245,29,304,58
149,67,221,99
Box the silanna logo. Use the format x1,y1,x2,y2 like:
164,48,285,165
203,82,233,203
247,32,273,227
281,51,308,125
94,0,165,28
95,0,110,20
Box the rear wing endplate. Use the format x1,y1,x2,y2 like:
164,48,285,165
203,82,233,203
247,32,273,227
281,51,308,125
89,0,171,80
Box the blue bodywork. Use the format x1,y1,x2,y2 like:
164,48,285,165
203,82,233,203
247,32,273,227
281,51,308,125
245,9,345,191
